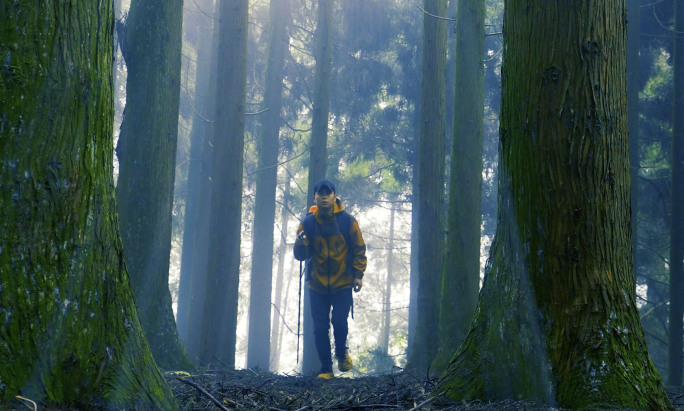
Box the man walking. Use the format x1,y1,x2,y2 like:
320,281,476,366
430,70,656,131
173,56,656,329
294,179,367,379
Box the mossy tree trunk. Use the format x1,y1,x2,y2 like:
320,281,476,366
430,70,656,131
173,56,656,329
432,0,485,373
0,2,176,408
247,0,291,370
301,0,333,376
437,1,674,409
116,0,193,371
406,0,447,372
199,0,249,367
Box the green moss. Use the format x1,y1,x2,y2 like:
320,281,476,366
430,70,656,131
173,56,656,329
1,2,178,409
436,1,673,408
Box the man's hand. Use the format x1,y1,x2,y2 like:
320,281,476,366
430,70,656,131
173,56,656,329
295,231,308,246
353,278,362,292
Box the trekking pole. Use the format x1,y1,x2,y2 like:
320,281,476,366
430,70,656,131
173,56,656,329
296,259,303,364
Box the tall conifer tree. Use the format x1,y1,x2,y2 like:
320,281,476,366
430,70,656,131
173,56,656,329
301,0,334,375
0,2,176,408
248,0,292,370
432,0,485,373
117,0,192,371
200,0,249,367
407,0,448,372
177,0,217,361
437,1,673,408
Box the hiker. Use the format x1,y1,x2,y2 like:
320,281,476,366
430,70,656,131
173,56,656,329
294,179,367,379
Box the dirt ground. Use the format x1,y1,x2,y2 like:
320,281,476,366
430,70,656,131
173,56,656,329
1,368,680,410
167,368,684,410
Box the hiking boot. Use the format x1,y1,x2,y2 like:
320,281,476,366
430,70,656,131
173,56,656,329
316,370,334,379
337,352,353,372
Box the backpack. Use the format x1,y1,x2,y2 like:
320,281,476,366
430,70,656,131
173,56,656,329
301,210,354,281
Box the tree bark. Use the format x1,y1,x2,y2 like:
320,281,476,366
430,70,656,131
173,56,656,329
626,0,640,281
116,0,193,371
406,0,447,372
247,0,291,370
200,0,249,367
437,1,673,408
0,2,176,408
177,0,216,357
432,0,485,373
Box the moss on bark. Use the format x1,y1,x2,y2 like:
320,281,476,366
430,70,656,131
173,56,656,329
0,1,177,408
436,1,673,409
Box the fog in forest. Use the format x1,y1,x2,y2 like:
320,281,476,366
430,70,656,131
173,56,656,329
110,0,680,387
4,0,684,408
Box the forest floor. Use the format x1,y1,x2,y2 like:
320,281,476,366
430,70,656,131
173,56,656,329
167,368,684,410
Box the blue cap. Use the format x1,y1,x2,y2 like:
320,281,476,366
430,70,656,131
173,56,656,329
313,179,335,194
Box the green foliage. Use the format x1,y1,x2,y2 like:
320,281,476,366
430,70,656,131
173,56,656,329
635,44,673,378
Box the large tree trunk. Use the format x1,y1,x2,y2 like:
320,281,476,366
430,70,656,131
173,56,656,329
247,0,291,370
669,0,684,387
432,0,485,373
301,0,334,376
406,0,447,372
0,2,176,408
116,0,192,371
200,0,249,367
437,1,673,409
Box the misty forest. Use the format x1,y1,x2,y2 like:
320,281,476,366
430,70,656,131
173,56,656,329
1,0,683,410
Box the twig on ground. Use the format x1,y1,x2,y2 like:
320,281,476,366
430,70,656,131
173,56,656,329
15,396,37,411
176,376,232,411
409,394,438,411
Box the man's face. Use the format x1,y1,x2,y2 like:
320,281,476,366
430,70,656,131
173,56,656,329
314,187,335,210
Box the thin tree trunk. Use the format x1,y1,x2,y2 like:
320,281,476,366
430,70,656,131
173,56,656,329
177,0,216,348
0,2,176,407
116,0,192,370
301,0,334,376
271,182,292,370
381,205,397,354
200,0,249,367
248,0,291,370
432,0,485,373
408,128,419,360
407,0,448,372
181,13,220,365
276,259,297,370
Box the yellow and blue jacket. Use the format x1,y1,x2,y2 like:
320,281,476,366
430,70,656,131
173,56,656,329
294,198,367,294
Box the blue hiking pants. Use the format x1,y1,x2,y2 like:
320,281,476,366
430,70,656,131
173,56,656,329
309,288,353,373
